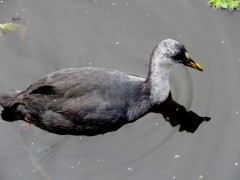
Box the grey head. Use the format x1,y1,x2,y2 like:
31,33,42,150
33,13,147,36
153,39,203,71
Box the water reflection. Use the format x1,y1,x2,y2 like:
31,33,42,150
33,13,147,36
19,124,67,180
154,92,210,133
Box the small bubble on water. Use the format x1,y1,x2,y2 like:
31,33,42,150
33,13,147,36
171,176,176,179
32,169,37,173
88,62,92,65
234,162,239,166
221,40,224,44
115,41,120,45
98,159,106,163
127,167,133,171
198,175,203,179
79,136,83,140
77,162,80,165
174,155,180,158
0,1,3,3
18,172,22,175
238,60,240,62
70,166,74,169
236,112,239,115
155,123,159,126
125,2,129,5
111,2,116,6
178,34,181,38
146,13,149,17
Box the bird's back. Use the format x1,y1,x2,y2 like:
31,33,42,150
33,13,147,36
0,67,149,135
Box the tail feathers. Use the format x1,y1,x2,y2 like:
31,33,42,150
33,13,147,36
0,90,21,108
0,90,23,122
1,105,21,122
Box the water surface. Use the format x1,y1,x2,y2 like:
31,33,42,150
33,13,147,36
0,0,240,179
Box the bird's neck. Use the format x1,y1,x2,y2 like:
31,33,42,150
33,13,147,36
146,52,171,105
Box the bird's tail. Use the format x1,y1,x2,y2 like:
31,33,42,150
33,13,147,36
0,90,23,122
0,90,21,108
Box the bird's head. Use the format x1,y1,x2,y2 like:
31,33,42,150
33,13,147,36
153,39,203,71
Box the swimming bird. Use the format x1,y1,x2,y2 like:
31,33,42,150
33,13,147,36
0,39,208,135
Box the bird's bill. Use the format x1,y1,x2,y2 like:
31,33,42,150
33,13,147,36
183,58,203,71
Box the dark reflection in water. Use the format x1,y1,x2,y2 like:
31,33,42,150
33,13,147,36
154,92,210,133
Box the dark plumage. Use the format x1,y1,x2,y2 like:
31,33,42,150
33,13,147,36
0,39,209,135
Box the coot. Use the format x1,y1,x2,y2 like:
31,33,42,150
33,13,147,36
0,39,207,135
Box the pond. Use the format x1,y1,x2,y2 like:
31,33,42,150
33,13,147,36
0,0,240,179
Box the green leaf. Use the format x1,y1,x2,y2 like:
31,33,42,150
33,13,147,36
221,2,228,8
209,0,224,9
209,0,240,11
215,1,224,9
228,1,239,10
209,0,217,3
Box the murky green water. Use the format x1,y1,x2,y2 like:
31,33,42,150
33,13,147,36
0,0,240,179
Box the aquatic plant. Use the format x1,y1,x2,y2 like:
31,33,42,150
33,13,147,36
0,17,28,39
209,0,240,10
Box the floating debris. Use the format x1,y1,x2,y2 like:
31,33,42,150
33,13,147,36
0,17,29,39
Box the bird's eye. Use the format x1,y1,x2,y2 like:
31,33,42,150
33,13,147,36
172,51,188,62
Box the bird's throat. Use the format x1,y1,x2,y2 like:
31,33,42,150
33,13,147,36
147,61,171,105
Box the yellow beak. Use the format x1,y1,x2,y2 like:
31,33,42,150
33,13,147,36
184,58,203,72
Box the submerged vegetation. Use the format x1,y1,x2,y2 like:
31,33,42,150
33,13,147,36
209,0,240,10
0,17,28,40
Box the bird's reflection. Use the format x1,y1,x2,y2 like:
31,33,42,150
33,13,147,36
152,92,210,133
